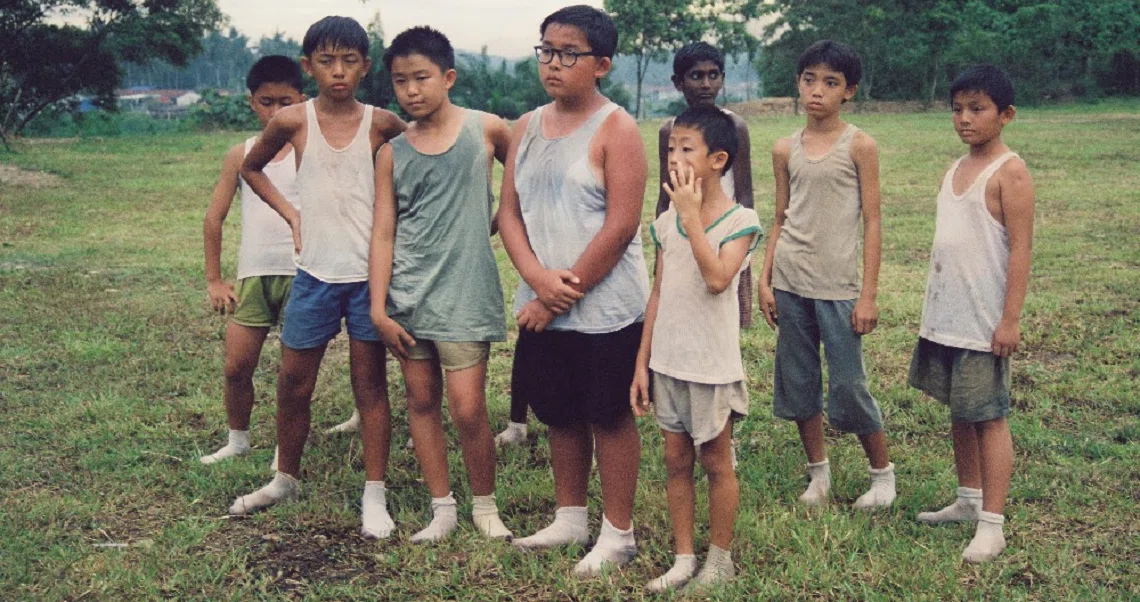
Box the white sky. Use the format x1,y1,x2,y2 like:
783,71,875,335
216,0,606,58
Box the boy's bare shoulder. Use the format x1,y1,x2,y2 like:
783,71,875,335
475,110,509,131
996,154,1033,188
271,103,306,130
600,106,640,138
371,106,406,137
223,141,246,163
772,135,794,158
850,129,879,153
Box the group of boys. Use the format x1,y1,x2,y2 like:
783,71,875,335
200,3,1035,592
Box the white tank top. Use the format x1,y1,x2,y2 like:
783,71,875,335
237,137,299,279
919,151,1019,352
294,99,375,283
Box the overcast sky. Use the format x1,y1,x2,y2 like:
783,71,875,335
216,0,606,58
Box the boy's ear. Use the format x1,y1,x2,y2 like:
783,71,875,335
300,56,313,77
362,56,373,74
1001,105,1016,124
710,149,730,173
593,56,613,80
444,68,458,89
671,74,683,92
842,84,858,104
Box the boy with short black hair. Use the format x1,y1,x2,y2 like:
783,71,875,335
370,25,513,543
228,16,407,540
911,64,1034,564
498,4,650,576
632,105,760,592
201,55,304,465
758,40,897,509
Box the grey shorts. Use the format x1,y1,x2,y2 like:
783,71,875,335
771,289,883,435
404,340,490,372
653,371,748,447
908,337,1010,423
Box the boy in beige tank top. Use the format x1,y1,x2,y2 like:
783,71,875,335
227,17,408,541
758,41,897,511
909,65,1035,564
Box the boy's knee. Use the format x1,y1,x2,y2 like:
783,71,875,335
698,447,734,479
448,402,486,434
664,445,695,477
223,358,257,383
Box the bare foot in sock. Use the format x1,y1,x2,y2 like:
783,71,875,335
229,472,299,515
360,481,395,539
573,516,636,577
853,462,897,510
201,430,251,464
494,422,527,447
646,555,698,592
513,506,589,550
325,410,361,434
962,511,1006,563
799,460,831,506
410,493,458,543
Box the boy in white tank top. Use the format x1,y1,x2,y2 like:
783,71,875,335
909,65,1035,564
228,17,408,541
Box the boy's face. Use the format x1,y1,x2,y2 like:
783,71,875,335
951,89,1013,146
667,125,729,183
797,63,856,117
249,82,305,127
537,23,611,100
674,60,723,107
390,53,456,120
301,44,370,101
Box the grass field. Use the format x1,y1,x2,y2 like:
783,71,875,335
1,101,1138,601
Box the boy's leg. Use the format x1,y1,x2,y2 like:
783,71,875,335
398,352,458,542
918,421,983,524
962,417,1012,562
647,430,698,593
575,412,640,576
513,422,592,550
348,338,395,539
699,424,738,551
201,322,269,464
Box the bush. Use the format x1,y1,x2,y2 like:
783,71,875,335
187,89,259,131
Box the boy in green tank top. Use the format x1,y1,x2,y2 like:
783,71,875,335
370,26,514,542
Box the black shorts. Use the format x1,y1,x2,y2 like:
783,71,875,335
511,322,643,428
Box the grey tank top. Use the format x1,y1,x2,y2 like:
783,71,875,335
387,110,506,342
772,124,863,300
513,102,650,333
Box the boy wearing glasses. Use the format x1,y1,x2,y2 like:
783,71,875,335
498,5,651,576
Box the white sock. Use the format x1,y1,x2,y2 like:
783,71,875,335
229,471,300,515
200,429,251,465
853,462,897,510
917,487,982,524
799,459,831,506
731,438,738,469
325,409,361,434
573,515,637,577
472,494,513,539
691,544,735,587
410,492,459,543
513,506,589,550
494,422,528,447
360,481,395,539
269,446,278,472
405,436,415,450
646,554,698,592
962,510,1006,563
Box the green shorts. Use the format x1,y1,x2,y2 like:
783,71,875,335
908,337,1010,423
232,275,293,328
405,340,490,372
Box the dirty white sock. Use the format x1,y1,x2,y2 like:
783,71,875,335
690,544,735,587
360,481,395,539
201,430,251,464
646,554,698,592
731,438,738,469
326,410,361,434
917,487,982,524
513,506,589,550
962,510,1006,563
494,422,528,447
853,462,897,509
472,494,512,539
229,471,299,515
799,459,831,506
573,515,636,576
405,436,415,450
410,492,458,543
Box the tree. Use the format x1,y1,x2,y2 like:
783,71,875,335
0,0,224,149
605,0,703,118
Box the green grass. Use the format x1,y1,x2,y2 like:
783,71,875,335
2,102,1139,600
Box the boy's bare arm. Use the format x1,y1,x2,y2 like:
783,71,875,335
631,253,665,416
368,144,415,358
665,166,755,293
656,120,672,217
203,143,244,313
371,108,408,152
992,158,1035,357
758,137,792,329
568,110,647,293
485,113,512,235
731,114,754,209
242,107,303,249
850,132,882,335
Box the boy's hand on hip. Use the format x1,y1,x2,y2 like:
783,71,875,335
991,318,1020,357
852,297,878,334
207,280,237,314
758,285,778,330
662,165,703,219
286,210,302,254
517,299,555,332
629,366,653,417
375,316,416,360
532,269,583,314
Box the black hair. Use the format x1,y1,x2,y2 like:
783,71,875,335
674,106,738,174
673,42,724,79
302,16,369,57
246,55,303,94
950,64,1014,112
797,40,862,87
384,26,454,72
540,5,617,59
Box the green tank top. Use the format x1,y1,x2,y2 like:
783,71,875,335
387,109,506,342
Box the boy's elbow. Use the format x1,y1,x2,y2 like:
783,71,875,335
705,276,732,295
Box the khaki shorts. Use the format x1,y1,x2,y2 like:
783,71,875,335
405,340,490,372
653,371,749,447
232,275,293,328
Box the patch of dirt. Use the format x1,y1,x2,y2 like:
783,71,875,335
0,164,63,188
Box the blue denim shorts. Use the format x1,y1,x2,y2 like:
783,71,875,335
280,269,380,350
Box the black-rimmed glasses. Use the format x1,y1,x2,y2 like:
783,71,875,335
534,45,599,67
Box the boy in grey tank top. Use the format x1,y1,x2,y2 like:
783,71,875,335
371,26,513,544
498,6,649,577
757,41,897,511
